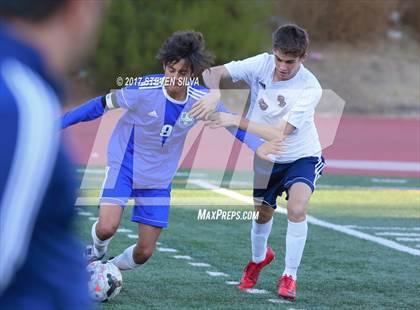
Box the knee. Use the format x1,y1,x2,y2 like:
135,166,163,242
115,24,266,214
287,203,306,222
255,204,274,224
96,221,118,240
133,244,155,264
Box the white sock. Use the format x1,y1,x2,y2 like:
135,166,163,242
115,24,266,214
110,244,139,270
91,221,112,258
283,219,308,280
251,218,273,263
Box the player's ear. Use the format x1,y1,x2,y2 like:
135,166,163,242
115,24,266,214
300,53,308,63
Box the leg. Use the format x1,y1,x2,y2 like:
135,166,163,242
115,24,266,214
133,223,162,264
111,223,162,270
96,203,124,240
90,203,123,259
251,202,275,262
111,188,169,270
238,202,276,290
283,182,312,279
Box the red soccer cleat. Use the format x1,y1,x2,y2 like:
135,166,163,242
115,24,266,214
277,275,296,301
238,247,275,290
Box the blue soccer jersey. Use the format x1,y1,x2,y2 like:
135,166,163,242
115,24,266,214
62,74,265,227
107,74,263,189
63,74,264,190
0,22,91,309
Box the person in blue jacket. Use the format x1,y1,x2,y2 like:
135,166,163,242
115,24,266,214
0,0,104,309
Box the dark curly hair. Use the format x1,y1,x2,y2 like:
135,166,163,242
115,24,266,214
272,24,309,58
156,30,214,77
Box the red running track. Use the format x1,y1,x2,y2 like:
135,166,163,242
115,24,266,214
62,114,420,178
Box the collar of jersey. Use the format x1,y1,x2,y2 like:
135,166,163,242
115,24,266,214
162,85,189,105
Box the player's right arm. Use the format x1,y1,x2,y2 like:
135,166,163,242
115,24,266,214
190,54,267,120
189,65,231,120
206,112,287,141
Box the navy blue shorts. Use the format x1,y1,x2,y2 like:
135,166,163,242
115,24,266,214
100,164,171,228
253,156,325,208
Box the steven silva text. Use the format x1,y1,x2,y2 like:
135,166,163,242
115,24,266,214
124,76,200,87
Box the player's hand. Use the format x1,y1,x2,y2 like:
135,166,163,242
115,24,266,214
256,139,284,161
189,89,220,120
204,112,240,129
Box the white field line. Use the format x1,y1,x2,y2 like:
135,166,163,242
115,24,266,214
77,211,93,216
396,237,420,242
127,234,137,239
173,255,193,260
225,281,240,285
246,288,268,294
191,179,420,257
375,232,420,237
156,247,178,253
371,178,407,184
188,262,211,267
268,298,291,304
345,225,420,231
327,159,420,172
117,228,133,233
206,271,229,277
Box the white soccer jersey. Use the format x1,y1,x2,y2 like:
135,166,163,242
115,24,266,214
225,52,322,163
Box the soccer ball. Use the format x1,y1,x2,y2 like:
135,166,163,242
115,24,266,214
87,261,123,302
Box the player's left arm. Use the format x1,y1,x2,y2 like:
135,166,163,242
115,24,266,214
61,86,139,129
61,95,107,129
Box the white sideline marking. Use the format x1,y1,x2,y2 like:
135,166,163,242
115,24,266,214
225,281,240,285
375,232,420,237
345,225,420,231
157,247,178,253
77,168,105,175
188,262,211,267
371,178,407,184
327,159,420,172
88,217,98,221
127,234,137,239
191,179,420,256
268,298,290,304
75,197,99,206
173,255,193,260
246,288,268,294
396,238,420,242
77,211,92,216
117,228,133,233
156,242,161,245
206,271,228,277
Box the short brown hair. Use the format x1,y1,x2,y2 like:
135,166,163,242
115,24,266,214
272,24,309,58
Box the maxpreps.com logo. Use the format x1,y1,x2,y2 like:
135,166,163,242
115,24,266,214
179,112,195,127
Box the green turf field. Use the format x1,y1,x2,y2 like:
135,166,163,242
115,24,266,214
75,170,420,309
